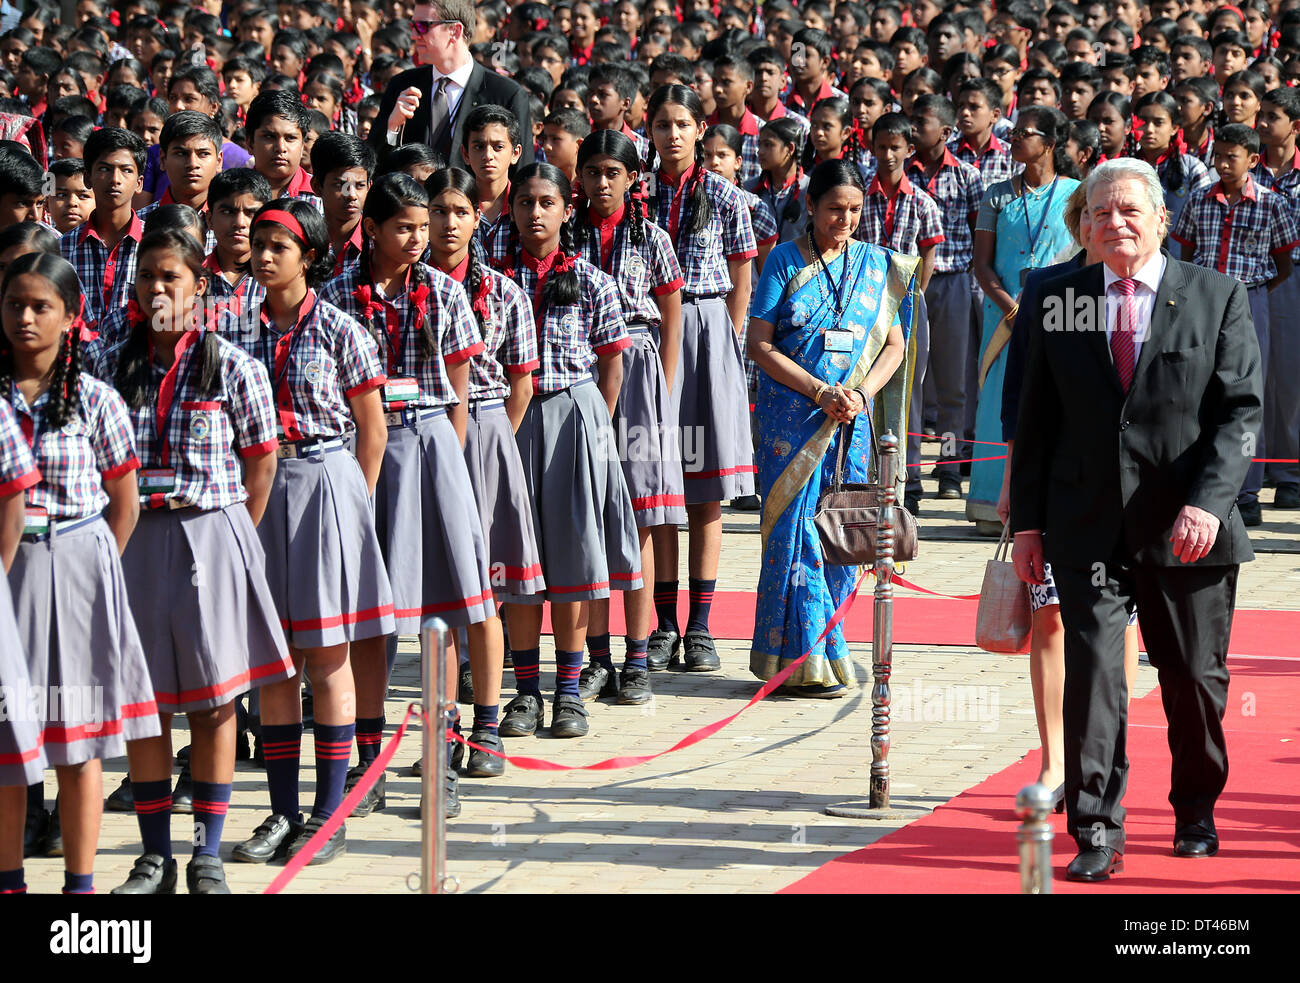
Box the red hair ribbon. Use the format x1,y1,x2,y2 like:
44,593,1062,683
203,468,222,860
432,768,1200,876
410,282,431,334
352,283,381,322
470,270,494,324
126,297,147,329
254,209,307,242
109,10,120,26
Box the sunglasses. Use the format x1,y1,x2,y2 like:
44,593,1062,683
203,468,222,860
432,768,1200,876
411,19,457,36
1010,126,1047,139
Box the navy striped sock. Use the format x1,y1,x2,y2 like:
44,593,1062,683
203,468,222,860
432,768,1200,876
588,632,613,670
625,637,649,670
555,649,583,698
653,580,679,633
0,868,24,894
513,646,542,696
311,722,355,820
191,781,231,858
131,778,173,858
63,872,93,894
356,716,385,765
262,722,302,819
472,703,499,731
686,578,716,634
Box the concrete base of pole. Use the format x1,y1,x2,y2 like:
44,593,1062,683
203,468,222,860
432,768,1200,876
823,800,934,821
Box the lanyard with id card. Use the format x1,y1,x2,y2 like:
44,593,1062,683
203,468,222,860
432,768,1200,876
1016,175,1060,288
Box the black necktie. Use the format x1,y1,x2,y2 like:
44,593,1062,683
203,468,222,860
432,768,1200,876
429,76,451,155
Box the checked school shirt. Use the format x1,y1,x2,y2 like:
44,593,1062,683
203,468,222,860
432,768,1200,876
747,170,809,244
4,374,139,520
229,290,386,440
1252,146,1300,262
706,109,764,187
905,149,984,273
92,332,280,510
649,166,758,296
856,172,945,257
60,212,146,331
443,255,539,402
319,262,486,409
0,399,41,498
1170,175,1300,286
950,131,1022,191
492,248,631,393
575,203,685,328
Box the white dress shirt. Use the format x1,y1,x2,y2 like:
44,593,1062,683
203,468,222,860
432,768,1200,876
386,57,476,144
1103,250,1166,361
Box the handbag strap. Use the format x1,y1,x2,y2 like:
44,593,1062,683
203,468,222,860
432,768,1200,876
830,409,878,490
993,520,1012,561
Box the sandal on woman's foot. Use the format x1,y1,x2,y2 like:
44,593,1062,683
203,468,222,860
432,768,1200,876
676,631,721,672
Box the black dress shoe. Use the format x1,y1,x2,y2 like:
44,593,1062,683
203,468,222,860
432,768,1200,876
1174,821,1219,857
44,802,62,857
646,628,680,671
105,775,134,812
1066,846,1123,881
231,813,302,863
577,662,618,702
618,665,653,705
457,666,475,704
23,806,48,858
344,763,385,817
677,631,721,671
730,494,761,510
549,694,590,738
464,727,506,777
498,693,545,737
1273,483,1299,509
904,492,922,516
186,855,231,893
287,815,346,865
171,763,194,814
111,854,178,894
936,474,963,500
1239,500,1262,526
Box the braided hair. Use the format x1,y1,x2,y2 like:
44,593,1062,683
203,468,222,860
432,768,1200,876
507,162,581,311
425,167,494,339
575,129,648,254
359,172,438,359
758,118,806,229
116,229,224,410
0,254,85,430
644,83,713,239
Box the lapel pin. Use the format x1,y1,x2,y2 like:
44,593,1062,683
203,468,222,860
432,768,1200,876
1167,300,1176,306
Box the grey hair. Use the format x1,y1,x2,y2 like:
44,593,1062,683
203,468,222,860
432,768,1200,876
1084,157,1167,235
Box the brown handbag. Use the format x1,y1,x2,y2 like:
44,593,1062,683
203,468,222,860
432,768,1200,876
812,415,919,566
975,524,1032,654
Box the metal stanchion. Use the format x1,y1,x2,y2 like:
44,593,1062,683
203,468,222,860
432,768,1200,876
420,618,458,895
1017,783,1055,894
826,431,929,822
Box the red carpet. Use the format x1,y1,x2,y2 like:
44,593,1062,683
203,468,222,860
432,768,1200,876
779,653,1300,894
555,589,1300,654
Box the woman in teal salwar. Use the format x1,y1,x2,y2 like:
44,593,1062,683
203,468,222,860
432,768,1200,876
746,160,917,698
969,106,1081,533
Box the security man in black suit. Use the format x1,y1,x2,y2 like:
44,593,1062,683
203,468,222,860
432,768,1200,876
368,0,533,170
1010,158,1263,882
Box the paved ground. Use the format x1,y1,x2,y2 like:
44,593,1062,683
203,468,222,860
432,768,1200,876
22,466,1300,894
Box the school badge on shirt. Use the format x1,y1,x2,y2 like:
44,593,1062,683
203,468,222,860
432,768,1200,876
625,254,645,279
304,360,324,385
190,414,211,441
561,312,582,338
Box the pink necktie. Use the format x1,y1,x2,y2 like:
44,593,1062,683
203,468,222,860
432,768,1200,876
1110,277,1137,393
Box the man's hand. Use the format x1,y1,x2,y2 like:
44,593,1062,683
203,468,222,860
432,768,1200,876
1170,504,1221,564
1012,530,1047,585
387,85,422,134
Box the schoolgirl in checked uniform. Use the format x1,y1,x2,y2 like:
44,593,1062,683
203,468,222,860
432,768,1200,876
92,229,294,895
0,252,160,895
321,173,502,809
227,198,395,868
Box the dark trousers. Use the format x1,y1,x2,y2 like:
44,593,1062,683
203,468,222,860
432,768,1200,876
922,271,973,478
905,291,930,495
1051,556,1236,852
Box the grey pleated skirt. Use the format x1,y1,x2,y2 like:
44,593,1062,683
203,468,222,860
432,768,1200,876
617,327,688,529
674,296,756,503
511,378,643,604
0,577,45,785
375,408,495,632
464,399,545,598
259,444,397,648
8,517,161,766
123,505,296,713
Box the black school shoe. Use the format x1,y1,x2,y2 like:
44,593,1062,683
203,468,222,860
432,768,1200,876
1239,500,1263,526
344,763,386,817
577,662,619,702
106,775,134,812
498,693,545,737
675,631,721,672
458,666,475,704
464,727,506,778
231,813,302,863
646,628,680,671
43,802,62,857
549,694,590,738
186,855,231,893
23,805,48,858
111,854,178,894
445,771,462,818
617,665,653,705
286,815,346,865
171,763,194,814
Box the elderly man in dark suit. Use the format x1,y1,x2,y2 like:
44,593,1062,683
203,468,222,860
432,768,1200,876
368,0,533,170
1010,158,1263,882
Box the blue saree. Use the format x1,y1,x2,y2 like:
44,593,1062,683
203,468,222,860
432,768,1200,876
749,239,919,689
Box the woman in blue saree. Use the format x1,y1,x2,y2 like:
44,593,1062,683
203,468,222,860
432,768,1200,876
746,160,918,697
969,106,1081,533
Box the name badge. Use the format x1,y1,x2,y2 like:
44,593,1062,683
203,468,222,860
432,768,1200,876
23,506,48,536
383,377,420,408
139,468,176,495
824,329,854,353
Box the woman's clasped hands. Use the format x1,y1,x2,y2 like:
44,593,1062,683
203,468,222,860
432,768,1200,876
816,383,864,424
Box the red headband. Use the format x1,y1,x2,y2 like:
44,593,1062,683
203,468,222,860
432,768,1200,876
254,209,306,241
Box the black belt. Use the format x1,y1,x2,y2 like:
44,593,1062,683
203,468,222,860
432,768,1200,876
682,291,727,303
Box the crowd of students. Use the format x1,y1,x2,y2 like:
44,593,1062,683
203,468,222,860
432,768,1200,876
0,0,1298,896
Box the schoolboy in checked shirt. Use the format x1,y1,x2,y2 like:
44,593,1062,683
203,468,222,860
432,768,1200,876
708,54,766,187
906,94,984,501
951,78,1022,192
1170,123,1300,522
859,114,944,514
60,127,149,334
